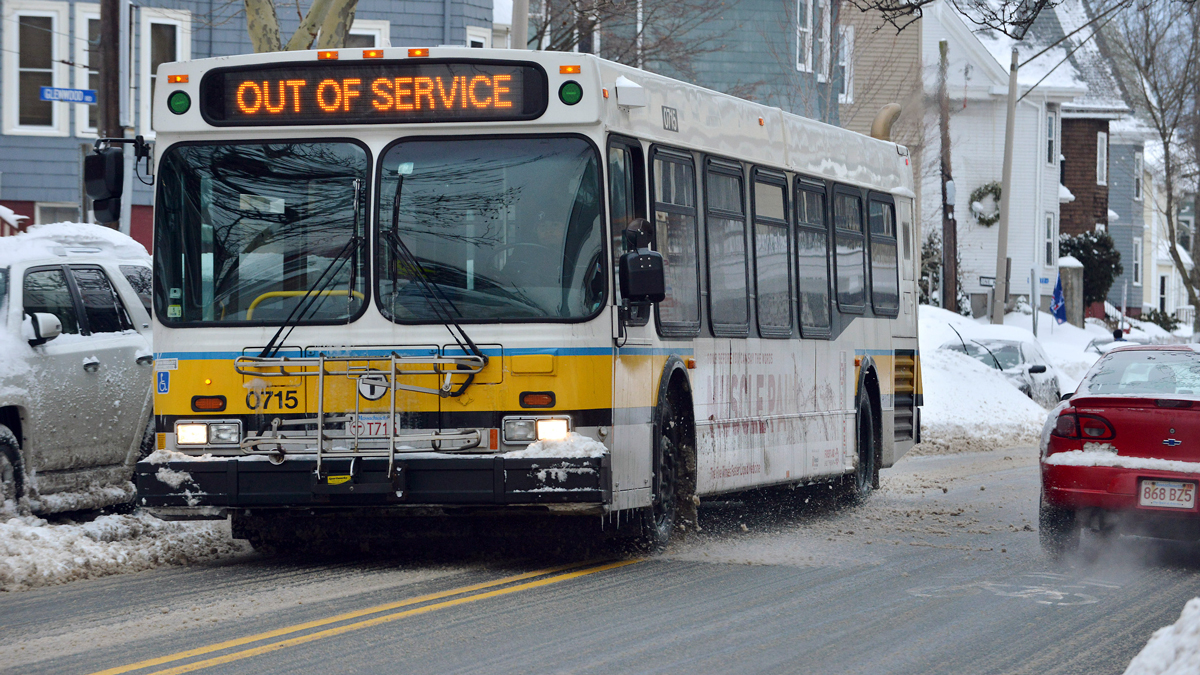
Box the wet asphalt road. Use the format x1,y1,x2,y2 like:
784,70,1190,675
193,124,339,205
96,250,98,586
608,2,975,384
3,446,1200,675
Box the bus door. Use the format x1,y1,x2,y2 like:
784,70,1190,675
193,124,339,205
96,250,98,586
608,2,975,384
609,138,656,511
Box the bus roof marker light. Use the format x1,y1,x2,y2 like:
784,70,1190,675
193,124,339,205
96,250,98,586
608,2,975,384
602,88,609,99
167,74,188,84
758,117,764,126
560,65,581,74
559,81,583,106
363,49,383,58
408,48,429,57
167,90,191,115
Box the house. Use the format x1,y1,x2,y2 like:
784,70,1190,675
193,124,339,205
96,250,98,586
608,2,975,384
0,0,493,249
837,7,924,204
1141,153,1195,325
920,0,1085,317
1106,118,1151,315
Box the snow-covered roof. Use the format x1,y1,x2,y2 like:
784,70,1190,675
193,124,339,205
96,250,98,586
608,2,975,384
1156,238,1194,269
0,222,150,268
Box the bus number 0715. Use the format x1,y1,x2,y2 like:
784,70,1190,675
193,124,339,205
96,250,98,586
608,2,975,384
246,389,299,410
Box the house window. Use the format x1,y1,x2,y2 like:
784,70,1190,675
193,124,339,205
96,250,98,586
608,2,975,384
3,1,70,136
1133,152,1143,199
74,5,100,135
1044,212,1056,268
1132,238,1141,286
814,0,832,81
1160,275,1168,312
346,19,391,49
837,25,854,104
465,25,491,48
139,8,190,137
796,0,812,72
1046,111,1056,165
36,202,79,223
1096,131,1108,186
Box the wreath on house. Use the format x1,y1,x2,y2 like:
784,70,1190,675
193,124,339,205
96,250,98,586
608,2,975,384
969,182,1003,226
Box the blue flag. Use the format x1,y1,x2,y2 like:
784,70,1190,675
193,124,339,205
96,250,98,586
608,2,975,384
1050,274,1067,324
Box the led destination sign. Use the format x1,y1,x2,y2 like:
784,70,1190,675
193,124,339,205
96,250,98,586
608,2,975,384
200,61,548,126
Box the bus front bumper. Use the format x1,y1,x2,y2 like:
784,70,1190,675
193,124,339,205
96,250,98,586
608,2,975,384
136,454,609,517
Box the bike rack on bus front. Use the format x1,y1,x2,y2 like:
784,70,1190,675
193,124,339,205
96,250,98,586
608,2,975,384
233,352,487,477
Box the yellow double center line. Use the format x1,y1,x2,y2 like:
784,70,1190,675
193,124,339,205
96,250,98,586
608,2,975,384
90,559,640,675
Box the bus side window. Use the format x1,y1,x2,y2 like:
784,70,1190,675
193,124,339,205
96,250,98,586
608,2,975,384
869,197,900,315
652,151,700,336
706,161,749,337
752,173,792,337
796,184,831,336
833,190,866,313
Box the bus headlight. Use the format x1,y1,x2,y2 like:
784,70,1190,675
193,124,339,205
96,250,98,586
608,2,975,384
209,423,241,445
503,418,537,442
175,423,208,445
535,418,569,441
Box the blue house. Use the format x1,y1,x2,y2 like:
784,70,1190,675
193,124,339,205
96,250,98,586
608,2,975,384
0,0,492,249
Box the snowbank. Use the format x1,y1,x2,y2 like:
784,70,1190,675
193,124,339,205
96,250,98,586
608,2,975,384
0,512,247,592
503,432,608,458
1046,450,1200,475
1124,598,1200,675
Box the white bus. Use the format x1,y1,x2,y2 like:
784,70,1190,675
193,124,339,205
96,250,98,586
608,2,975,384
133,46,922,550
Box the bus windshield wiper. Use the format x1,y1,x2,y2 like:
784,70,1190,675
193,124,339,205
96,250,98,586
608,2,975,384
386,170,488,395
259,178,362,358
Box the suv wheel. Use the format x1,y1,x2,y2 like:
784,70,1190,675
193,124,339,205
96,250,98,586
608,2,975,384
0,424,22,512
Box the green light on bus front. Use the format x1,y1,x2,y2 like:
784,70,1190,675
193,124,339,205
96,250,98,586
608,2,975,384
559,81,583,106
168,91,191,115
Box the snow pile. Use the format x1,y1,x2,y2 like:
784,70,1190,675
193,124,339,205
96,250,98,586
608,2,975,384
1046,450,1200,474
503,432,608,458
0,512,247,592
0,222,149,267
0,204,27,228
1124,598,1200,675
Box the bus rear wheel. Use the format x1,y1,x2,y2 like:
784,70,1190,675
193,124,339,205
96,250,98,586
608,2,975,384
839,396,877,504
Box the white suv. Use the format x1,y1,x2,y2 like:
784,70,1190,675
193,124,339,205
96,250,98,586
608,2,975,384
0,224,154,514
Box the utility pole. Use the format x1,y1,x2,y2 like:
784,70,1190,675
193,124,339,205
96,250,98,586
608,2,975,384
511,0,529,49
991,47,1019,325
938,40,958,313
97,0,122,227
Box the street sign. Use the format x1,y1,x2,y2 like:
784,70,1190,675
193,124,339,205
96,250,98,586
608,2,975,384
39,87,96,104
980,276,995,288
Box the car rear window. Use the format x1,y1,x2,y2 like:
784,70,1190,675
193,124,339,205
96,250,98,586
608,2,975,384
1081,350,1200,395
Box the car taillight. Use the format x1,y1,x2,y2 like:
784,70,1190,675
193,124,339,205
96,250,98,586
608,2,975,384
1079,414,1116,440
1053,413,1078,438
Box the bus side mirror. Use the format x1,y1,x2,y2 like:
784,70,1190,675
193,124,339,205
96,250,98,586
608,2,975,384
85,147,124,223
619,248,665,304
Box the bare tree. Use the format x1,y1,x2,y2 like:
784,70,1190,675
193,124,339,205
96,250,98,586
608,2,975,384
1108,2,1200,329
845,0,1193,39
243,0,359,52
526,0,731,79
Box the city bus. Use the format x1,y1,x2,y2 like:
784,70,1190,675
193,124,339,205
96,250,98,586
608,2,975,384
132,46,922,551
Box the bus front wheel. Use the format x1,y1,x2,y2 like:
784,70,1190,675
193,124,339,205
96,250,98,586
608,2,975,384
632,395,689,551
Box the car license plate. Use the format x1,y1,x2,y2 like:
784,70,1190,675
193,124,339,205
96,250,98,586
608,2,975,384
1138,480,1197,509
350,414,390,437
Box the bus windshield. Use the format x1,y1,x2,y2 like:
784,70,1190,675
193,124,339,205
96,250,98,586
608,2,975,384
154,141,369,325
378,136,605,323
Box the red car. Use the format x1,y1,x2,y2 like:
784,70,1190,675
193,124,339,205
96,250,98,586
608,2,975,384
1040,344,1200,557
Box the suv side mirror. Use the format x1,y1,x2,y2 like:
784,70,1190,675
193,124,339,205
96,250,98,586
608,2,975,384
28,313,62,346
1029,365,1047,374
1060,392,1074,401
618,219,665,304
